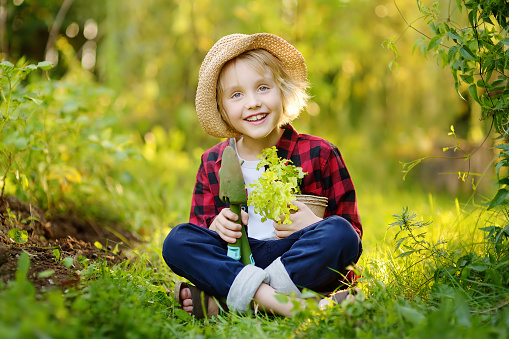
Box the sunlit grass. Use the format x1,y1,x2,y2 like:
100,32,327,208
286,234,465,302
2,174,507,338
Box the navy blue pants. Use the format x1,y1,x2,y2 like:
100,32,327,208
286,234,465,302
162,215,362,299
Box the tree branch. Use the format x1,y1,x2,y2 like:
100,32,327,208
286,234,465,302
0,0,8,60
45,0,74,61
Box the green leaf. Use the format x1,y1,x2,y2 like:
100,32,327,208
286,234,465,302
488,188,509,210
448,45,458,61
398,305,425,326
13,137,28,150
467,263,487,271
455,0,462,13
8,228,28,244
53,248,61,261
454,293,471,327
37,270,55,278
1,61,14,69
62,257,74,269
486,268,503,286
16,251,30,282
497,178,509,186
492,144,509,151
460,74,474,84
25,96,43,105
77,256,89,264
396,250,417,258
446,31,462,42
468,84,479,103
459,46,477,61
173,308,192,321
427,36,442,51
37,61,53,71
275,294,290,304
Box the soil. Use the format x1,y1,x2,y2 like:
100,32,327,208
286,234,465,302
0,195,137,290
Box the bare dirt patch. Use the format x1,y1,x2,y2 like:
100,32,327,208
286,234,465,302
0,195,136,290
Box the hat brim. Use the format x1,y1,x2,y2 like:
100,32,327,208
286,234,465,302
195,33,307,138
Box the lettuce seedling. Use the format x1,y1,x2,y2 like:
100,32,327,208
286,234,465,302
247,146,307,224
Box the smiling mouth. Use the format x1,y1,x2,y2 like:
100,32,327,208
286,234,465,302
245,114,268,122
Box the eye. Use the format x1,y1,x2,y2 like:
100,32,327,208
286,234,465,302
258,85,269,92
231,92,242,99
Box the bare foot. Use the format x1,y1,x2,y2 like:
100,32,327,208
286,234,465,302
180,287,220,317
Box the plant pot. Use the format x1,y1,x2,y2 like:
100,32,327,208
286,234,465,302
294,194,328,218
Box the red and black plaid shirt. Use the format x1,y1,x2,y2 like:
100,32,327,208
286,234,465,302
190,124,362,238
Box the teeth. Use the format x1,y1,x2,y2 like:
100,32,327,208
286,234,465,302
246,114,267,122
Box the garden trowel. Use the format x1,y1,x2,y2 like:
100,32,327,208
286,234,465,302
219,146,254,265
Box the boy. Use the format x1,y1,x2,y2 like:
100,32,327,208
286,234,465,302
163,33,362,318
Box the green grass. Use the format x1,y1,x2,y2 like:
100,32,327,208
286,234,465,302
2,181,508,338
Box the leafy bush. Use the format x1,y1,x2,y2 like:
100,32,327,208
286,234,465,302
0,60,52,198
383,0,509,314
387,0,508,205
0,57,138,217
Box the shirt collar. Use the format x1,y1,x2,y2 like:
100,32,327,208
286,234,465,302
276,124,299,160
216,123,299,164
214,139,232,165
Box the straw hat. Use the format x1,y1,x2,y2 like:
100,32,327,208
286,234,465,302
195,33,307,138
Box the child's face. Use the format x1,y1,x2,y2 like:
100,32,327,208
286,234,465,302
219,59,283,143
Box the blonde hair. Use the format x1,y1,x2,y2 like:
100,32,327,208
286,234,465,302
216,49,309,128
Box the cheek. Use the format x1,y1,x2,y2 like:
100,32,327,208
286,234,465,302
222,102,241,123
269,94,284,112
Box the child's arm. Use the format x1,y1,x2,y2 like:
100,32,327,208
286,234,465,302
190,151,226,227
321,147,362,237
273,143,362,239
189,146,250,242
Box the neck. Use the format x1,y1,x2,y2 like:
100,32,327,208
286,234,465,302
236,127,284,161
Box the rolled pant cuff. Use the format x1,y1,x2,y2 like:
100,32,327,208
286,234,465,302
227,265,269,313
265,257,301,297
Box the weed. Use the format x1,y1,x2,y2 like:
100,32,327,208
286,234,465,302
7,228,28,244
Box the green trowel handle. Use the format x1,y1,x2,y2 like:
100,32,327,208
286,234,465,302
226,204,255,266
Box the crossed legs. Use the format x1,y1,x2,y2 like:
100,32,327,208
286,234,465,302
163,216,361,317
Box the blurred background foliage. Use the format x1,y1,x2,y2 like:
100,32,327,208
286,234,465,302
0,0,495,241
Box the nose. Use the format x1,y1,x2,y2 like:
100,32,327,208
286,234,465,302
245,93,261,109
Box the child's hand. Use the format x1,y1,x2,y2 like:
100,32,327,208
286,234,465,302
210,208,249,244
273,200,322,239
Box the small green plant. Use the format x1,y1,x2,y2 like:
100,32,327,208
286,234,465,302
389,207,438,258
53,248,60,261
0,60,51,199
247,146,307,224
7,228,28,244
400,125,474,181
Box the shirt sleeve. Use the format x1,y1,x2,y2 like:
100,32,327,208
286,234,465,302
189,156,218,228
322,146,363,238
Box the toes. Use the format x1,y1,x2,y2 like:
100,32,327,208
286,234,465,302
180,287,191,300
181,287,193,311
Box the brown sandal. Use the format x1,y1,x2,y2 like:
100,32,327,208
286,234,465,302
174,281,209,319
174,281,228,319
